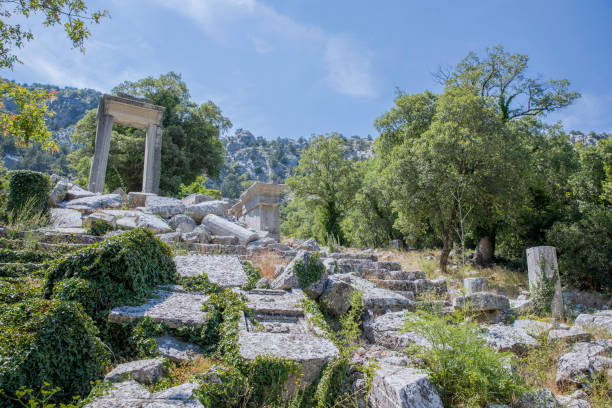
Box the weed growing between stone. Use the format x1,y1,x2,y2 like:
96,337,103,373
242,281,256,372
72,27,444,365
293,252,325,289
241,260,261,291
86,218,114,236
404,308,528,407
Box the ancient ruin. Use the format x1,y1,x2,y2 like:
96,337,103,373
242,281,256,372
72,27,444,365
88,94,165,194
230,182,284,240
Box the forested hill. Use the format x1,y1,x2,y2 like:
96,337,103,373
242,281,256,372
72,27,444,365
0,82,608,191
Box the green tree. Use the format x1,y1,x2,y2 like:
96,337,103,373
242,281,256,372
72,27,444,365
69,73,230,195
285,134,359,244
381,87,526,272
0,0,108,150
439,46,580,265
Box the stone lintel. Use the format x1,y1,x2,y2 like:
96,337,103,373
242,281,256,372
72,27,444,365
100,94,165,130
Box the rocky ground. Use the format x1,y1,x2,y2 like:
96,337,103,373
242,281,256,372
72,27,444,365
3,178,611,407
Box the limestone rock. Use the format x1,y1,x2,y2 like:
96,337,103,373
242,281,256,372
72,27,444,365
157,232,181,243
513,389,560,408
83,380,151,408
145,196,185,218
108,290,208,328
527,246,564,320
548,328,592,343
127,192,157,208
556,390,592,408
319,273,414,318
50,208,83,228
48,180,68,206
185,201,227,223
512,319,553,337
255,277,270,288
181,193,213,206
168,214,196,233
298,238,319,251
368,364,444,408
483,324,537,355
155,336,203,364
62,193,122,212
65,184,95,201
210,235,239,245
104,358,164,384
174,255,247,287
556,339,612,386
453,292,510,312
83,212,117,229
464,277,488,294
136,213,172,234
574,310,612,337
271,250,327,299
365,311,431,350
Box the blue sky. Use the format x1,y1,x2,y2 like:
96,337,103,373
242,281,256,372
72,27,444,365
4,0,612,139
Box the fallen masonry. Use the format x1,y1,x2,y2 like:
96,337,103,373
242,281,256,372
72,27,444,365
84,380,203,408
174,254,247,287
238,289,339,394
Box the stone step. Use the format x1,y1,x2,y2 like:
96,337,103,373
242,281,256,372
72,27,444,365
174,254,247,287
187,243,247,255
84,380,203,407
108,290,208,328
364,269,426,281
155,336,202,364
368,279,416,292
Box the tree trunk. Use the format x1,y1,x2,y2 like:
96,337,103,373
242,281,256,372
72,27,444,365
474,235,494,266
439,205,457,273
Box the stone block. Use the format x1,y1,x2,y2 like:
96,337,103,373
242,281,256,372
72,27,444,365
484,324,538,355
463,277,489,294
174,254,247,287
202,214,258,244
369,364,443,408
185,201,227,223
548,328,592,343
50,208,82,228
527,246,564,319
145,195,185,218
155,336,203,364
168,214,196,233
575,310,612,337
83,212,117,229
61,194,122,212
105,358,164,384
48,180,68,206
364,311,431,350
181,193,213,206
128,192,157,208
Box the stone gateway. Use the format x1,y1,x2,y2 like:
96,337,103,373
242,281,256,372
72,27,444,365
88,94,165,194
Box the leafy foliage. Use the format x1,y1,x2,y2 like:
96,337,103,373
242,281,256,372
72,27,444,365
85,219,114,236
293,252,325,289
45,228,176,322
0,298,109,406
404,309,527,407
177,175,221,199
6,170,49,216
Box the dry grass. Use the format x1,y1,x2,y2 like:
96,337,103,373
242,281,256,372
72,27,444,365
150,356,218,392
246,250,291,281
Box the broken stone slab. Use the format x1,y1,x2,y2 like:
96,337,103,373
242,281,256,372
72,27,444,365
527,246,564,320
145,195,185,218
210,235,239,245
512,319,554,337
174,254,247,287
464,277,489,294
483,324,538,355
297,238,319,251
368,364,444,408
49,180,68,206
319,274,414,318
50,208,83,228
574,310,612,337
157,232,180,243
83,212,117,229
168,214,196,233
548,327,592,343
513,389,560,408
104,358,164,384
61,194,122,212
556,339,612,386
155,336,203,364
127,192,157,208
187,243,248,255
271,250,327,299
185,201,227,223
364,311,431,350
181,193,213,206
453,292,510,312
510,298,534,315
413,277,447,294
108,290,208,328
202,214,257,244
65,184,95,201
136,213,172,234
325,252,378,261
555,390,592,408
238,290,338,395
84,379,203,408
369,279,417,292
247,237,278,248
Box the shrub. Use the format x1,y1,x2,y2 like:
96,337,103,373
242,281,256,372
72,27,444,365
45,228,176,321
0,277,43,304
404,309,527,407
86,219,114,236
53,278,98,318
0,249,53,263
547,205,612,293
0,298,109,406
293,252,325,289
6,170,49,216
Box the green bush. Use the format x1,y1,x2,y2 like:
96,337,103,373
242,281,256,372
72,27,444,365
0,298,109,406
53,278,98,318
45,228,176,321
6,170,49,216
293,252,325,289
547,205,612,293
86,219,114,236
0,263,46,278
0,278,43,304
0,249,53,263
404,309,527,407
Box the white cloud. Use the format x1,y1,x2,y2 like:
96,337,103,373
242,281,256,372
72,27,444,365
547,93,612,132
155,0,377,98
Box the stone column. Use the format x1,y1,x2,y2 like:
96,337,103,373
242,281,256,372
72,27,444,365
527,246,564,319
142,123,162,193
88,113,114,193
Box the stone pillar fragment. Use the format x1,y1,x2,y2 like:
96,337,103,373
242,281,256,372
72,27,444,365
527,246,564,319
143,124,163,193
88,113,114,193
202,214,258,244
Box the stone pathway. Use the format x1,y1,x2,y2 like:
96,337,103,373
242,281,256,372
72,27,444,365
174,254,247,287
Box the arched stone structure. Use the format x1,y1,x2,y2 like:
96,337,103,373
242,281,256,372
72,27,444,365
88,94,165,193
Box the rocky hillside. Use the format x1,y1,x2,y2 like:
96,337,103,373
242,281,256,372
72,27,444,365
568,130,610,146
